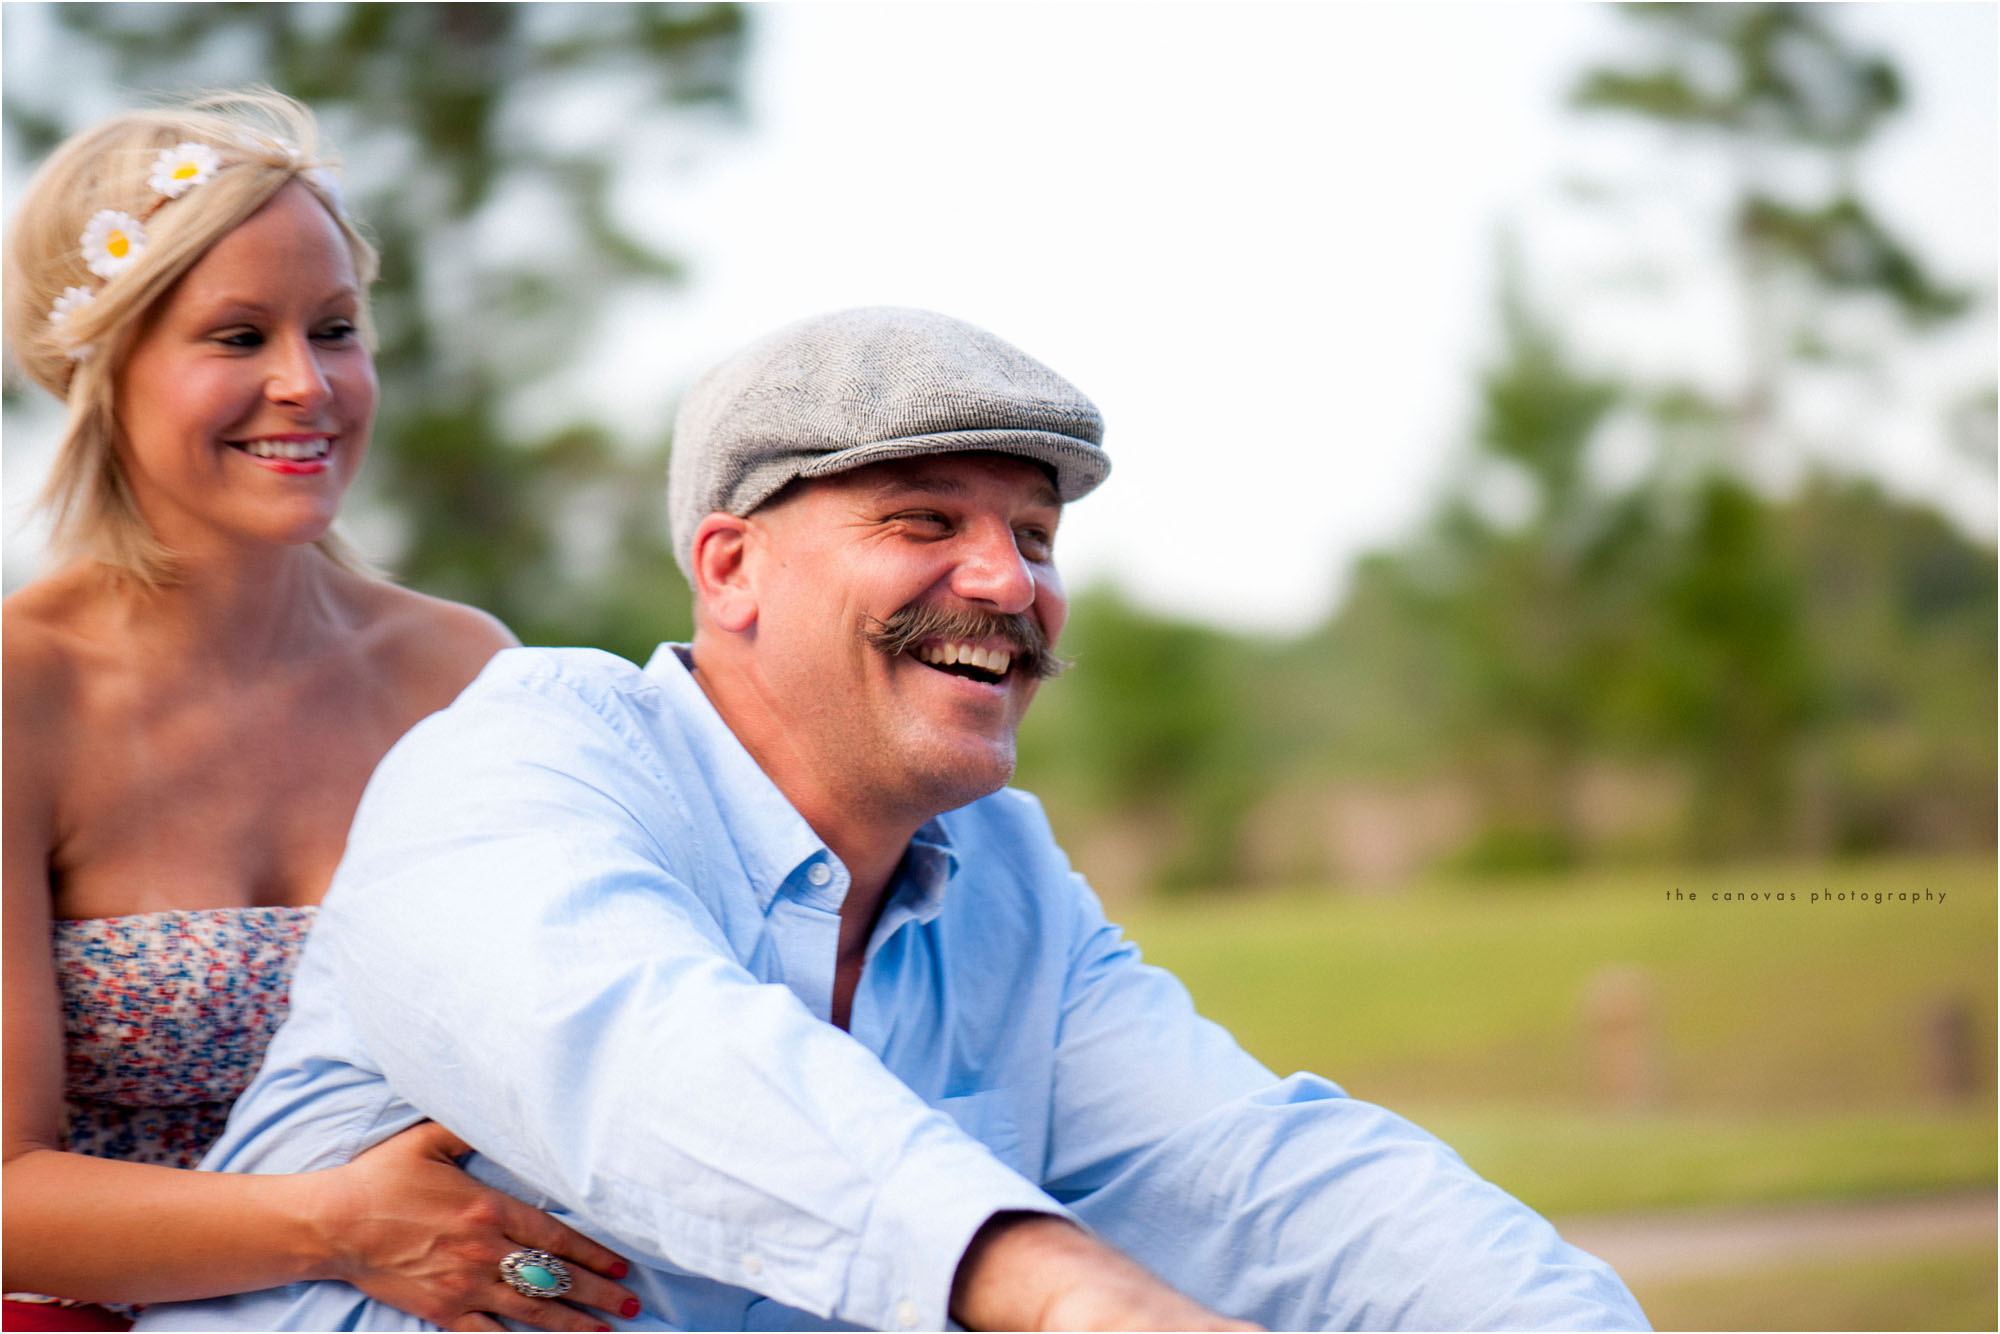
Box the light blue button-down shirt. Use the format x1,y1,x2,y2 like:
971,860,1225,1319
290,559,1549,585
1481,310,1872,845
140,645,1645,1332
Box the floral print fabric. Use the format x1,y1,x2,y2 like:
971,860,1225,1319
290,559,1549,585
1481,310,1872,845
53,907,315,1168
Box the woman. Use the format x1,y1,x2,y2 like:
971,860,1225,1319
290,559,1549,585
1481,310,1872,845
3,91,641,1332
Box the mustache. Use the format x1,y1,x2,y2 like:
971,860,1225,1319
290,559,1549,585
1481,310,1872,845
863,603,1068,681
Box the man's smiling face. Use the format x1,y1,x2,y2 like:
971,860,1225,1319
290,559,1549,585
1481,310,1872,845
742,451,1068,824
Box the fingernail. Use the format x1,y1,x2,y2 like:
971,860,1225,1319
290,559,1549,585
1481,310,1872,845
620,1298,642,1319
608,1260,629,1280
596,1326,611,1332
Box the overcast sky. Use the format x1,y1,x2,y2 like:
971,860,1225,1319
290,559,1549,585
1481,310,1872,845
582,2,1999,632
6,3,1994,633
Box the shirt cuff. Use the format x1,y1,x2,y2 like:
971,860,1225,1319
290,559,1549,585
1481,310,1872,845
843,1130,1072,1331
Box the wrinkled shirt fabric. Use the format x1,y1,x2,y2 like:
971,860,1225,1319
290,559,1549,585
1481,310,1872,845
139,645,1647,1332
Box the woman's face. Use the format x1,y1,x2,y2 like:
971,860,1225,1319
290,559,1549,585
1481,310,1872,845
112,180,376,560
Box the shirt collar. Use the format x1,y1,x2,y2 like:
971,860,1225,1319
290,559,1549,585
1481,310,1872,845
903,818,958,920
640,644,967,920
864,819,956,961
642,643,831,913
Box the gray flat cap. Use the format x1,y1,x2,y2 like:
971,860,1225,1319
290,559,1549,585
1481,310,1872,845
669,306,1108,577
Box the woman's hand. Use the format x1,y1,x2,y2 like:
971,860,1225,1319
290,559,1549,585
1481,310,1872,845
314,1121,642,1332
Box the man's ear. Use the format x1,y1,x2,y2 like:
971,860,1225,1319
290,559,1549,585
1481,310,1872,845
690,512,758,633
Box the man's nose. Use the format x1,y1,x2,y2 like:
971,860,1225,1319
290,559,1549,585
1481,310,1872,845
949,522,1037,614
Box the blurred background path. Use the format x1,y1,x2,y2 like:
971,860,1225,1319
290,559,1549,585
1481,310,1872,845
1558,1189,1995,1284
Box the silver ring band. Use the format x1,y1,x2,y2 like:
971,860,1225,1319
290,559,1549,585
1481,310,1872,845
499,1248,574,1299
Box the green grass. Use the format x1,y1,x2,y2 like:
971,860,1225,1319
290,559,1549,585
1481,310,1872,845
1409,1106,1996,1217
1111,855,1995,1212
1632,1243,1996,1332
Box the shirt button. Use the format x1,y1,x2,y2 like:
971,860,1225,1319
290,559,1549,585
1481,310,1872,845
807,862,832,887
742,1253,764,1277
896,1298,919,1328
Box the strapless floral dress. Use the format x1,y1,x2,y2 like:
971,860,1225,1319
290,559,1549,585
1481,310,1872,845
4,907,317,1326
54,906,317,1166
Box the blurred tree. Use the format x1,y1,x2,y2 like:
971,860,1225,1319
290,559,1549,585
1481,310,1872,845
1016,584,1273,892
1030,5,1993,887
1564,2,1982,856
1296,3,1991,872
1781,475,1996,854
1573,2,1969,452
1309,250,1693,871
3,2,749,660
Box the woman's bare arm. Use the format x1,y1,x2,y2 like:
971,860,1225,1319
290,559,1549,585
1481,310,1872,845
1,619,633,1331
1,624,334,1304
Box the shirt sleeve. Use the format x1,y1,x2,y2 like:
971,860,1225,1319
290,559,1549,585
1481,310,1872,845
318,666,1062,1332
1042,884,1651,1331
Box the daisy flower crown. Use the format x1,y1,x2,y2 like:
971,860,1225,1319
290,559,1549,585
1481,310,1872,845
48,138,341,362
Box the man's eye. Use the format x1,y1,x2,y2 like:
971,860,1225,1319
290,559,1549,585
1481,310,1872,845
1017,528,1053,560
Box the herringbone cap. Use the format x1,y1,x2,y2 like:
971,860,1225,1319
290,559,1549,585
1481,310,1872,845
669,306,1108,577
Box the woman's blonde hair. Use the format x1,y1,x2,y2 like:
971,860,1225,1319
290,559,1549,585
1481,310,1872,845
3,88,380,586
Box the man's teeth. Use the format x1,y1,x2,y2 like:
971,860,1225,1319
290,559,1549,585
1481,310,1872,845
236,437,332,461
916,641,1013,676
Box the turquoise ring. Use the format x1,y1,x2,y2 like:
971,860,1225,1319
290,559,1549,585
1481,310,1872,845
499,1248,573,1299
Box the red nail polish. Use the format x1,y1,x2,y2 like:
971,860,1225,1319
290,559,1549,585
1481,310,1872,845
620,1297,642,1319
596,1326,611,1332
608,1260,629,1280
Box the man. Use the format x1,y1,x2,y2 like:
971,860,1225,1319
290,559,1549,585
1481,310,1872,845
142,308,1647,1331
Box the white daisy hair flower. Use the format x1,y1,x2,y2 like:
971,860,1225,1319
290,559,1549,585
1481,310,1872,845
49,285,98,361
147,141,222,198
48,285,95,330
80,209,146,280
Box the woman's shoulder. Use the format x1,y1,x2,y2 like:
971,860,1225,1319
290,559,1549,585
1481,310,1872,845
340,576,520,712
3,565,107,712
355,578,517,653
2,571,105,813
